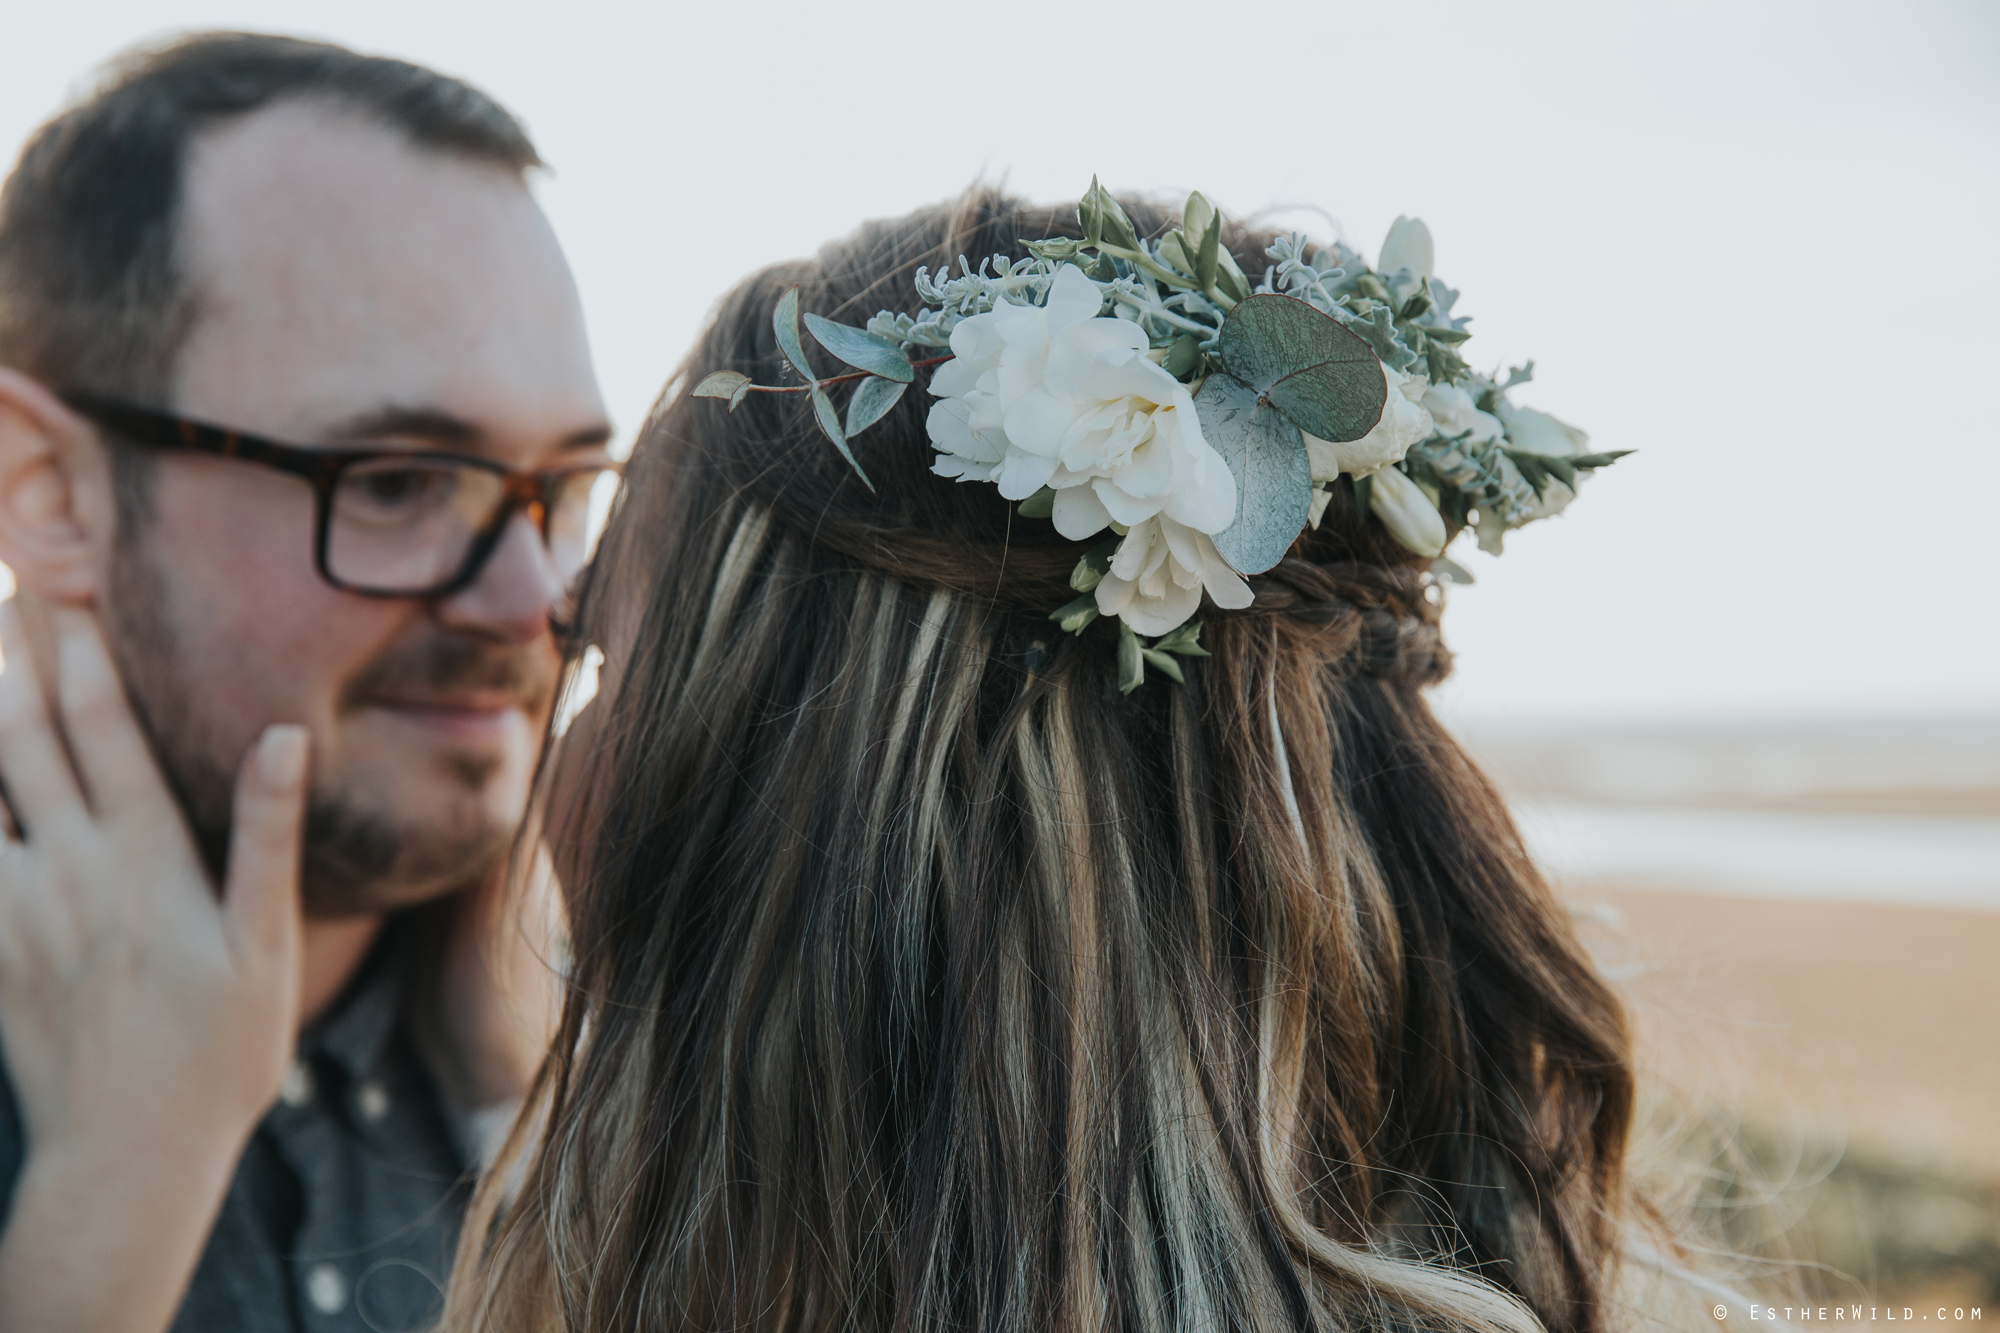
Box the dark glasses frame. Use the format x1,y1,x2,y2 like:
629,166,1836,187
59,389,621,600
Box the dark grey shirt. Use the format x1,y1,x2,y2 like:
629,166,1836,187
0,921,474,1332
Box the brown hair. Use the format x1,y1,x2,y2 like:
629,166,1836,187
0,31,538,511
450,188,1670,1333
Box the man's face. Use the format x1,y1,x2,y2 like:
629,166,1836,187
101,101,608,917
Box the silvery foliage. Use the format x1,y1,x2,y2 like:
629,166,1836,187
864,248,1228,351
1257,233,1569,541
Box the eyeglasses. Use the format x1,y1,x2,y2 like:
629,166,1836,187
60,390,621,601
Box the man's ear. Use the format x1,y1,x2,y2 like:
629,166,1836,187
0,368,110,605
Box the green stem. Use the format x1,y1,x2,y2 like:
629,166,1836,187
745,355,954,395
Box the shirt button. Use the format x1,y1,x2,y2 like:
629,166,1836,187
279,1060,315,1108
355,1079,391,1122
305,1262,347,1314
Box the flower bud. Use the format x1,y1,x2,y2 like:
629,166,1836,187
1377,216,1435,280
1368,464,1447,558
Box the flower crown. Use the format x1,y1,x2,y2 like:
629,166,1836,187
696,180,1627,691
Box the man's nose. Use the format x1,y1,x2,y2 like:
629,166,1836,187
433,512,564,643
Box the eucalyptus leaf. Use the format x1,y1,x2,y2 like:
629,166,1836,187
1194,374,1312,575
1016,487,1056,519
803,313,914,383
1117,622,1144,693
692,370,750,399
1215,295,1388,444
773,286,817,385
845,375,908,437
692,370,755,413
1140,648,1185,684
809,384,873,490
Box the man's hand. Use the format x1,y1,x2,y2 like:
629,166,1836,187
0,601,308,1333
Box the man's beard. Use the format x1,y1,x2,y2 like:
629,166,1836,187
105,537,557,917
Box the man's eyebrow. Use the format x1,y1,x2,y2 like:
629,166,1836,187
324,407,615,455
325,406,482,445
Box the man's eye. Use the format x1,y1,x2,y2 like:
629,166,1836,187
360,470,430,503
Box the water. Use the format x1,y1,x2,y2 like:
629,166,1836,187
1511,799,2000,910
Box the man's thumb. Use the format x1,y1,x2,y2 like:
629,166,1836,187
223,724,309,967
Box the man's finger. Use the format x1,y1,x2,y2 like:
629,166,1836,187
47,602,170,819
221,725,308,978
0,603,90,839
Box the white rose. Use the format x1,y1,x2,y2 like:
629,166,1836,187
928,263,1248,634
1094,515,1252,637
1304,360,1432,483
1419,381,1505,445
1377,215,1435,279
927,262,1107,497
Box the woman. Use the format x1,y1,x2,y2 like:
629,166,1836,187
447,188,1710,1333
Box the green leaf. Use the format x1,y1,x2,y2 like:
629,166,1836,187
1416,324,1471,345
1352,472,1374,518
803,313,914,383
1214,255,1251,304
1215,294,1388,444
845,375,908,437
1506,450,1553,494
1117,622,1144,693
1080,175,1140,253
1049,593,1100,635
1016,487,1056,519
1140,648,1185,684
1568,450,1634,469
1161,333,1202,380
1194,374,1313,576
1150,622,1210,657
1431,555,1475,585
773,286,817,385
809,383,873,490
1502,448,1581,493
1194,210,1221,292
1025,237,1087,262
1070,539,1118,592
693,370,750,400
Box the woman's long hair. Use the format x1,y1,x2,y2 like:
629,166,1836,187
448,189,1668,1333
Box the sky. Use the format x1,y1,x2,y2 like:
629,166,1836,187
7,0,1997,725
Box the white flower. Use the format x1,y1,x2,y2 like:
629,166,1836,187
1377,216,1435,279
1094,516,1251,636
926,263,1107,497
1304,360,1432,483
1368,465,1447,558
1419,381,1505,445
1498,403,1590,458
928,263,1246,633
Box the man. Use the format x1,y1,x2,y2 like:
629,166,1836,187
0,33,609,1332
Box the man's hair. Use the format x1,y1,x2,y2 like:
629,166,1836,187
0,30,539,415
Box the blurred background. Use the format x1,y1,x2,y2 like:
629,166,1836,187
8,0,1997,1310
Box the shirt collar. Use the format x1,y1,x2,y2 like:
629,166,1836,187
300,917,417,1082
